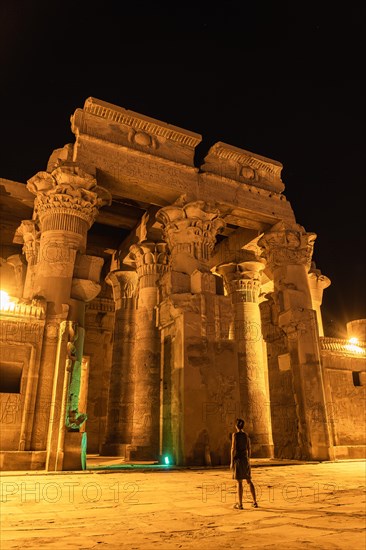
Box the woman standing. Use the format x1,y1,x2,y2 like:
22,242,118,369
231,418,258,510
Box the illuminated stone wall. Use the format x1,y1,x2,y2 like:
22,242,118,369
1,98,365,470
320,339,366,458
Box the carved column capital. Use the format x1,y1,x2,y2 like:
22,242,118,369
308,263,331,293
27,165,112,235
105,270,138,310
215,256,265,303
124,242,169,289
156,198,225,274
258,221,316,271
14,220,41,265
307,262,331,337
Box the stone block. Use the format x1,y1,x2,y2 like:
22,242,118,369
190,270,216,294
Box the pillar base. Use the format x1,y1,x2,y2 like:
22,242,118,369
100,443,128,457
62,431,84,471
128,445,159,462
308,445,333,462
251,443,274,459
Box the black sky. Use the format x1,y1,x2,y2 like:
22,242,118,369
1,1,365,335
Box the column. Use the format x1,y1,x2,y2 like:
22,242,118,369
27,166,110,311
258,221,333,460
308,262,331,337
156,199,236,466
125,242,169,460
156,198,225,294
101,269,138,456
216,254,273,457
24,164,111,469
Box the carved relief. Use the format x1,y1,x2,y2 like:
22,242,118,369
239,165,256,180
128,129,158,149
201,141,284,193
258,221,316,270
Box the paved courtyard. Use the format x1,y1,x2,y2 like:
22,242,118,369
1,460,365,549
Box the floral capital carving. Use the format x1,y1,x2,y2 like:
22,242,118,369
124,242,169,289
156,198,225,273
27,165,112,230
215,254,265,303
258,221,316,271
105,270,138,310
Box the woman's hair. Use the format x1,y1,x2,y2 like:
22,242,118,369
236,418,245,430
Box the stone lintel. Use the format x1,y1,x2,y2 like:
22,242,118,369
71,97,202,168
74,143,293,230
201,141,285,193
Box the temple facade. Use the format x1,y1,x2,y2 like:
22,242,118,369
0,97,365,471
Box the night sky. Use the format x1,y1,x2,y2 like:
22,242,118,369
1,2,365,335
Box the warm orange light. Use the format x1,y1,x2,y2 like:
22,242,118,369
0,290,9,307
345,336,364,354
0,290,15,312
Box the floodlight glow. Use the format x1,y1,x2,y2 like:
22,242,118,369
345,337,364,354
0,290,9,307
0,290,15,311
164,456,170,465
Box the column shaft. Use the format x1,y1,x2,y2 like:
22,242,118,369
23,165,111,470
259,221,333,460
125,242,168,461
101,270,137,455
217,258,273,457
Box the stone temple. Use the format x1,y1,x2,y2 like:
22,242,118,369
0,97,365,471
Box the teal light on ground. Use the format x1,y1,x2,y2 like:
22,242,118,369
164,456,170,465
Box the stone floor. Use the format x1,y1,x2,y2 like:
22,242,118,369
1,459,365,549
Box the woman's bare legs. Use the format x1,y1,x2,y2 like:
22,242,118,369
246,479,258,506
237,480,243,507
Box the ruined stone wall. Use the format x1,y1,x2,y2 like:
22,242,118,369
264,335,299,459
0,344,32,450
320,344,366,458
184,335,238,466
159,293,240,466
0,300,46,462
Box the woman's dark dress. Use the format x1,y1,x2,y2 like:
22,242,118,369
232,431,251,481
